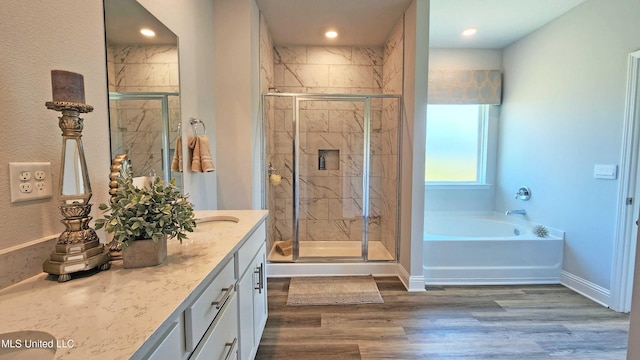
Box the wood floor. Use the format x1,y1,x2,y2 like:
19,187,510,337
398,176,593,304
256,277,630,360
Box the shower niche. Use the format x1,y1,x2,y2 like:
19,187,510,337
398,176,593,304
318,149,339,171
263,93,401,263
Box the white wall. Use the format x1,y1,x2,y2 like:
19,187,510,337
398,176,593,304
499,0,640,300
138,0,218,210
429,49,502,70
213,0,262,210
399,0,429,290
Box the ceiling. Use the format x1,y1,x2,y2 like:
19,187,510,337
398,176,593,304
103,0,588,49
257,0,588,49
104,0,177,45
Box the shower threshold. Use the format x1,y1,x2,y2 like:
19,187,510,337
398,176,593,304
267,240,394,262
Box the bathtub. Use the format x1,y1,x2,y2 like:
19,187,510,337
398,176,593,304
423,213,564,285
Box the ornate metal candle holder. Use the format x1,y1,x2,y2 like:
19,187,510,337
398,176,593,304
42,100,110,282
105,153,133,260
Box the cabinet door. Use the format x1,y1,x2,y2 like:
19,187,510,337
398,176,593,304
238,242,268,360
238,261,255,360
252,244,268,345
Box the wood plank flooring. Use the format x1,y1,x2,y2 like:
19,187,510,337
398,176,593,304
256,277,630,360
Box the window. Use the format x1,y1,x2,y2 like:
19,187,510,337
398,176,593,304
425,104,488,184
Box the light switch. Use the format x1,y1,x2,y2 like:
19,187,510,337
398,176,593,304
594,164,617,180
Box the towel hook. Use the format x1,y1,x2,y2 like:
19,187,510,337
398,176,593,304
189,117,207,136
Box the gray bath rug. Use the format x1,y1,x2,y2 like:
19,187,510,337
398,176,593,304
286,275,384,306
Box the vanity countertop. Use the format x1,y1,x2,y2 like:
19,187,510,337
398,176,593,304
0,209,268,360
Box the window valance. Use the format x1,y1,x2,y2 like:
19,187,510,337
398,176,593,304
428,70,502,105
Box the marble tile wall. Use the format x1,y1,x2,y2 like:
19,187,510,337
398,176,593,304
259,14,278,248
379,17,404,255
273,46,383,94
106,44,181,182
261,19,403,259
268,44,397,249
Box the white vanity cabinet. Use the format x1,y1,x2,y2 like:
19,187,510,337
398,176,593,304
237,223,268,360
0,210,269,360
141,219,267,360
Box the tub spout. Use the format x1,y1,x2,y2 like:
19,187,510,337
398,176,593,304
505,209,526,215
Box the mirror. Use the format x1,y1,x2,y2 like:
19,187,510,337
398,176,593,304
103,0,182,191
60,138,90,201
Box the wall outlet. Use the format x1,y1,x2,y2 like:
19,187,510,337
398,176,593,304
19,183,33,193
9,162,53,203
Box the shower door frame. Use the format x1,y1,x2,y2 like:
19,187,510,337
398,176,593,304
108,91,179,184
293,95,371,262
262,92,402,263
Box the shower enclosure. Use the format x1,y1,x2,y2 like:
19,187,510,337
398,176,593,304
108,92,182,190
263,93,401,262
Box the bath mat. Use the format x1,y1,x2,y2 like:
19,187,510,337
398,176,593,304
286,275,384,306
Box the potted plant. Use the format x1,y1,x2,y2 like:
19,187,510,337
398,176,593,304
95,177,196,268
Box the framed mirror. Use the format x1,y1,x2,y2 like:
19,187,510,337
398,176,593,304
103,0,182,191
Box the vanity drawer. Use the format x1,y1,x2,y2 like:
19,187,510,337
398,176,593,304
190,294,238,360
185,257,235,352
237,223,266,275
146,320,183,360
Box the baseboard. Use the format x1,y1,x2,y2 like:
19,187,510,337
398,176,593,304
561,270,611,308
398,264,426,292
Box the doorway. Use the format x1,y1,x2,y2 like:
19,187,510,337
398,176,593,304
612,50,640,312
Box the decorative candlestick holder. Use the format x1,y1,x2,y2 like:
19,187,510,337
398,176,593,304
42,71,110,282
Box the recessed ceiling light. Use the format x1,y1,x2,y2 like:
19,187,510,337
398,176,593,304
462,28,477,37
140,28,156,37
325,30,338,39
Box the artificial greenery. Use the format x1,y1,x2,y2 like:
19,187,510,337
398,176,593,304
95,177,196,246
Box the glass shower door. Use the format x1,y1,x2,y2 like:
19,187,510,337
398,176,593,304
294,96,371,261
108,92,182,190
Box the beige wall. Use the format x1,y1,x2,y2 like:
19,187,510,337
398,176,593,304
138,0,217,210
0,1,111,288
0,0,218,289
213,0,262,210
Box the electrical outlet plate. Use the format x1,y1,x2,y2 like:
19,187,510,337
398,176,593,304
9,162,53,203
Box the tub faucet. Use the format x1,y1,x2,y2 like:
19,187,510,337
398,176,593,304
505,209,526,215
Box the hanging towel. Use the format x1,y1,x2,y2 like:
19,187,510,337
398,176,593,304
171,136,183,172
188,135,215,172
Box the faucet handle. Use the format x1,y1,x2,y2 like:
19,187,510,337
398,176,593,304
515,186,531,201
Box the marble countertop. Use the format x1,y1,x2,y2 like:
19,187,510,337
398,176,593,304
0,209,268,360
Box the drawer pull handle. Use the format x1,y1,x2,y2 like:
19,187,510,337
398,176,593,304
254,263,264,294
223,338,238,360
211,283,235,309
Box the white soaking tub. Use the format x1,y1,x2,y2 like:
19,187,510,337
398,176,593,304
423,213,564,285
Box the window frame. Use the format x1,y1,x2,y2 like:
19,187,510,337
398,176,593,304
425,104,490,187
